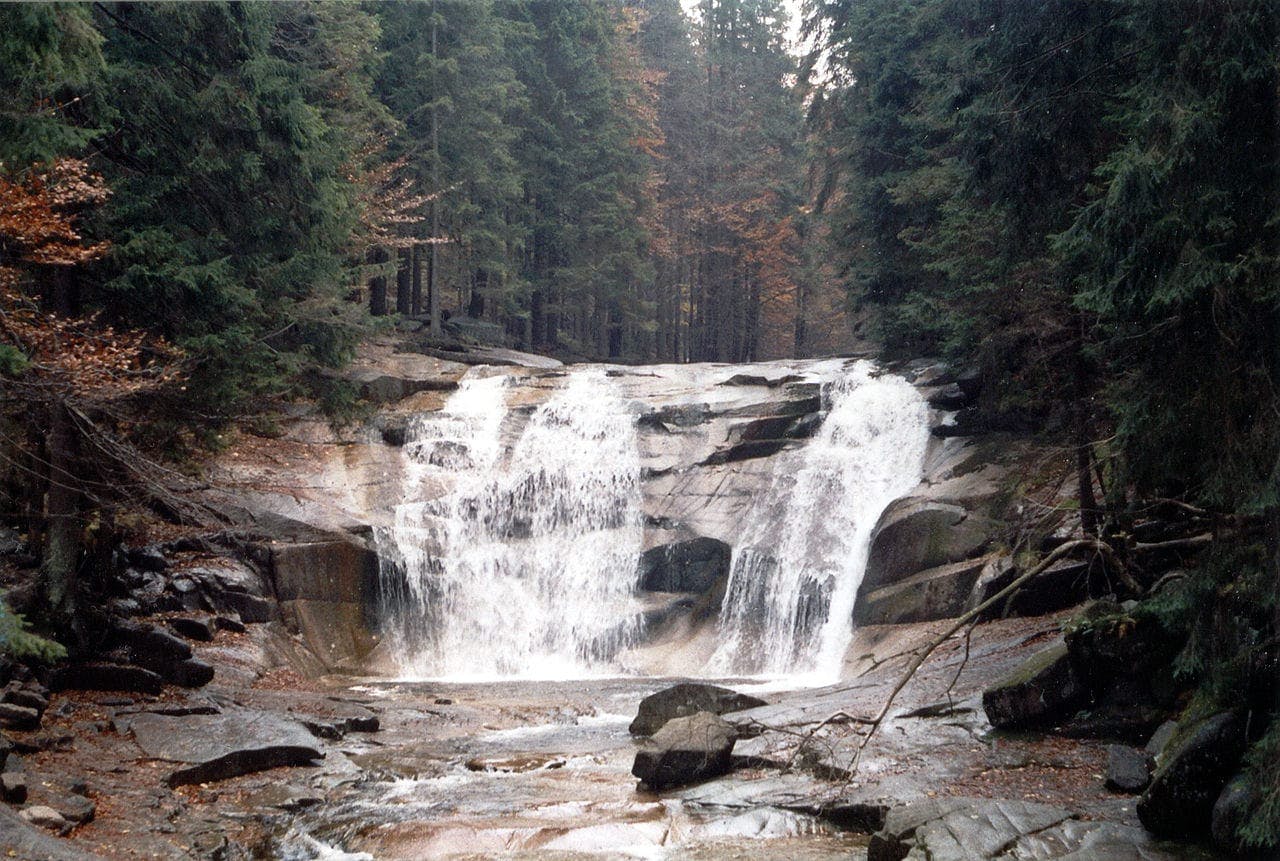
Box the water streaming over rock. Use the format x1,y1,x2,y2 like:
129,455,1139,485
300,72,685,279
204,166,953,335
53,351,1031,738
708,362,929,679
377,368,644,679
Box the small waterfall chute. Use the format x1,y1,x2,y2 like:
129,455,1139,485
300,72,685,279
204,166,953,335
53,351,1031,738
709,362,929,680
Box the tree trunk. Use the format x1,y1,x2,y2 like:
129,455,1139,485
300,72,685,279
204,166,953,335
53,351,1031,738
396,248,412,315
41,402,82,629
368,247,388,317
411,244,423,316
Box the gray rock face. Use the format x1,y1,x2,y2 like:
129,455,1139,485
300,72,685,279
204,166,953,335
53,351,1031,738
631,711,736,790
0,702,40,730
856,556,991,625
1104,745,1152,793
862,498,996,594
637,538,731,594
867,797,1073,861
126,708,323,787
982,641,1086,730
1138,710,1249,839
629,683,767,737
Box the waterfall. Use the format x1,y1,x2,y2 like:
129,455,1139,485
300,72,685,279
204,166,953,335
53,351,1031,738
708,362,929,680
377,368,643,679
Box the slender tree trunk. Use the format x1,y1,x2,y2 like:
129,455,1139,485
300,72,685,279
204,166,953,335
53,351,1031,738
42,402,81,628
411,244,423,316
368,247,388,317
396,248,412,315
428,8,442,338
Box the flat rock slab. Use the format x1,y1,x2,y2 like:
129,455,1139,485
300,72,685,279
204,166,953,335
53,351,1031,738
127,708,323,786
869,797,1074,861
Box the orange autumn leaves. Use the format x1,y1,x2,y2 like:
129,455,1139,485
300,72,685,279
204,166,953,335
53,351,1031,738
0,159,181,403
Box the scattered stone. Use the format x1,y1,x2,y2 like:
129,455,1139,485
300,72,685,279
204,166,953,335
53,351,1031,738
632,711,737,790
0,803,99,859
155,658,215,688
19,805,68,832
1,686,48,713
114,620,193,662
127,708,324,787
867,797,1073,861
1137,710,1249,839
50,663,164,695
0,702,40,731
168,615,216,642
434,697,453,705
630,683,767,737
127,545,169,572
1,771,27,802
981,641,1086,730
213,615,247,633
637,538,731,594
1104,744,1152,793
47,793,94,824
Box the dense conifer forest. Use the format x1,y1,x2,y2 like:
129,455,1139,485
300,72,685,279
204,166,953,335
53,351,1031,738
0,1,1276,853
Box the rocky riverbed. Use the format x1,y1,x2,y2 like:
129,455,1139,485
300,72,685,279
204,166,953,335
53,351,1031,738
0,607,1216,859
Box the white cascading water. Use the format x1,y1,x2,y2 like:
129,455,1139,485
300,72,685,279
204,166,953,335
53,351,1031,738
708,362,929,680
377,368,643,679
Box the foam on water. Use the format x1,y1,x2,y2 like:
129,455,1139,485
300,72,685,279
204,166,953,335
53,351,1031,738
377,368,643,679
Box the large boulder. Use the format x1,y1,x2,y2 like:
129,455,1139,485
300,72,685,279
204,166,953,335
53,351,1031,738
637,538,731,594
630,683,767,737
1211,773,1261,855
631,711,736,790
125,708,324,787
1137,710,1249,839
270,537,380,671
862,498,996,594
982,641,1086,730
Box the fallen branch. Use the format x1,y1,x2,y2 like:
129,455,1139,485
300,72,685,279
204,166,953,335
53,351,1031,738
845,537,1126,772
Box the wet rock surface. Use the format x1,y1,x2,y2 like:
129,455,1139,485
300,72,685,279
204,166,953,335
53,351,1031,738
629,682,767,736
125,708,323,787
632,711,737,790
982,641,1087,730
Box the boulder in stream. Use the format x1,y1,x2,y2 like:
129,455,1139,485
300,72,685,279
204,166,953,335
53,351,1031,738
631,711,736,790
629,683,767,737
637,538,731,594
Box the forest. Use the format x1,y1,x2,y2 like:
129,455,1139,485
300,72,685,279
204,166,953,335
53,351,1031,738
0,1,1276,857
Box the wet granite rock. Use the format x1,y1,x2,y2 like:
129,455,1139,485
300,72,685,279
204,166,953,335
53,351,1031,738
630,683,767,737
981,641,1086,730
862,498,996,593
1138,710,1249,839
113,620,193,663
867,797,1072,861
127,708,323,787
637,537,731,594
1104,745,1151,793
632,711,736,790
